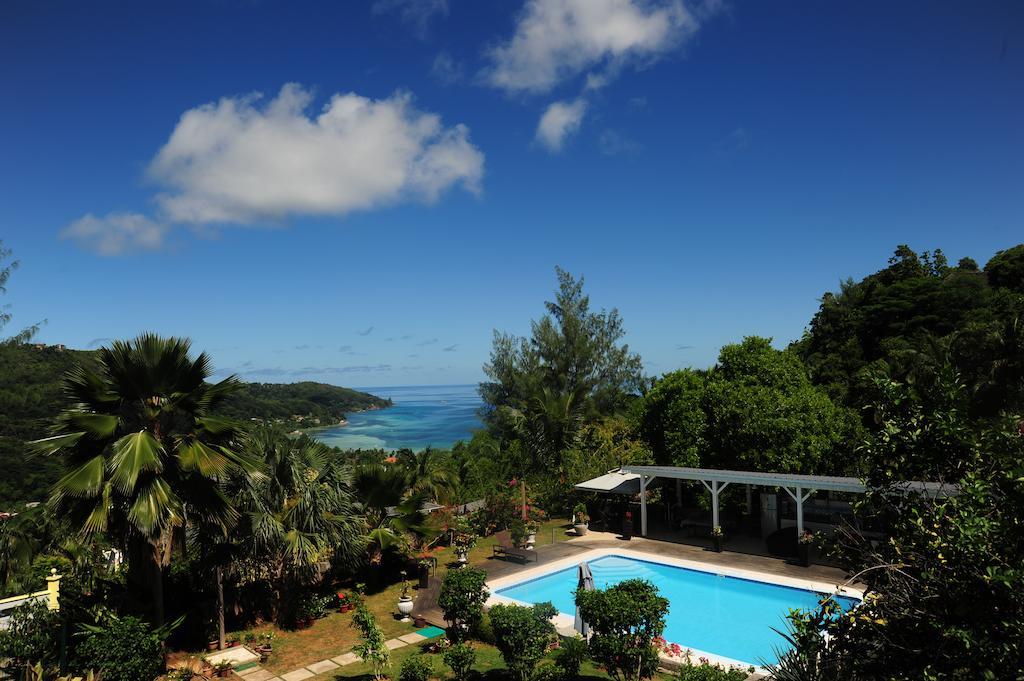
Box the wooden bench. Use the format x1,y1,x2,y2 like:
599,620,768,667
491,531,539,563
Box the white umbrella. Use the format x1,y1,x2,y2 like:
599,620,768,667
574,561,594,637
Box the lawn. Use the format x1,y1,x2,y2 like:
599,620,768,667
217,518,577,675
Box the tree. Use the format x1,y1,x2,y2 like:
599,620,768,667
74,608,178,681
353,463,436,566
0,240,41,344
489,602,558,681
33,334,257,625
984,243,1024,293
481,268,644,456
230,427,364,623
352,598,391,681
774,368,1024,680
438,567,489,641
575,579,668,681
635,338,857,474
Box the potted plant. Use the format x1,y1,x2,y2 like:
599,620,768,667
452,532,477,563
397,581,415,621
212,660,233,678
797,530,815,567
338,591,352,613
572,503,590,536
525,505,547,547
621,511,633,540
712,525,724,552
417,557,433,588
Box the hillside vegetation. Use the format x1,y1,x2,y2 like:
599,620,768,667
0,343,389,506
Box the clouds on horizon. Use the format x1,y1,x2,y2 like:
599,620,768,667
65,84,484,255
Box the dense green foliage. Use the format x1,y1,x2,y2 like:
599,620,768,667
438,567,489,640
352,597,391,681
634,337,858,474
0,600,60,673
0,344,95,505
794,244,1024,416
675,660,750,681
398,654,434,681
489,602,558,681
575,579,668,681
74,611,167,681
443,642,477,681
216,381,390,425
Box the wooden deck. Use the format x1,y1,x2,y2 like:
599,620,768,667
412,531,852,627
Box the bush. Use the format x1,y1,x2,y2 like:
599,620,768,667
554,636,588,679
399,654,434,681
676,659,752,681
575,579,669,681
438,567,489,641
74,612,166,681
489,603,558,681
532,664,567,681
472,611,496,645
0,600,60,672
443,642,477,681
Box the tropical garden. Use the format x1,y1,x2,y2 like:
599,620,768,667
0,241,1023,680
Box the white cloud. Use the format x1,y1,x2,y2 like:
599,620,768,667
60,212,169,255
536,99,587,152
484,0,701,94
431,52,465,84
148,83,484,225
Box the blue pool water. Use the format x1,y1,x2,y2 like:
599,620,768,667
496,555,858,666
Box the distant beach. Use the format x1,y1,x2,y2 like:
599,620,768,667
310,384,482,451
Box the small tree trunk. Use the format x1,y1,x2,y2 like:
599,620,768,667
217,567,226,650
152,559,165,628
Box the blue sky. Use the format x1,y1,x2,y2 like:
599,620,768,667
1,1,1021,387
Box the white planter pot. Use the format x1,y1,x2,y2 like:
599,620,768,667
398,597,414,620
456,550,468,564
526,533,536,548
573,523,588,536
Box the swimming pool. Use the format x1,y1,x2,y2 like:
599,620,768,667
494,553,859,666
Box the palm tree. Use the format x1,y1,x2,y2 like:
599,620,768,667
230,427,364,620
33,334,257,625
352,464,436,566
397,447,456,504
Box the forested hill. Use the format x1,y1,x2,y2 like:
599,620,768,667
0,342,390,506
216,381,391,425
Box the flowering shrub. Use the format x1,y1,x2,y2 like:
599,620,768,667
651,636,684,658
675,654,753,681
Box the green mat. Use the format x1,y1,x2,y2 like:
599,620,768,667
417,625,445,639
233,661,259,672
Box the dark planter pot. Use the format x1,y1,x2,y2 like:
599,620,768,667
414,615,427,628
622,519,633,540
419,565,430,589
713,536,723,553
207,641,219,651
798,543,811,567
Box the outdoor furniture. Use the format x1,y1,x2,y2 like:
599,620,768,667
491,530,539,563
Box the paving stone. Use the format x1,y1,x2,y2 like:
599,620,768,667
239,670,276,681
398,633,427,644
280,669,315,681
384,638,408,650
307,659,340,674
331,652,361,666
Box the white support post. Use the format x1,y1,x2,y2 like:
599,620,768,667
781,486,817,535
640,475,648,537
700,480,730,529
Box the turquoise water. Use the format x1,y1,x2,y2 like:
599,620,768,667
311,384,482,451
496,555,858,666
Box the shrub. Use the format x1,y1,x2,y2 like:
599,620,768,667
575,579,669,681
438,567,489,641
489,603,558,681
351,601,391,681
532,664,567,681
443,642,477,681
0,600,60,672
74,611,167,681
472,611,496,645
554,636,588,679
676,658,752,681
399,654,434,681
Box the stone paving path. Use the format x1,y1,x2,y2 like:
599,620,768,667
234,633,429,680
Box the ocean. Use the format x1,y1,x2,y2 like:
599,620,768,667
310,384,483,451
